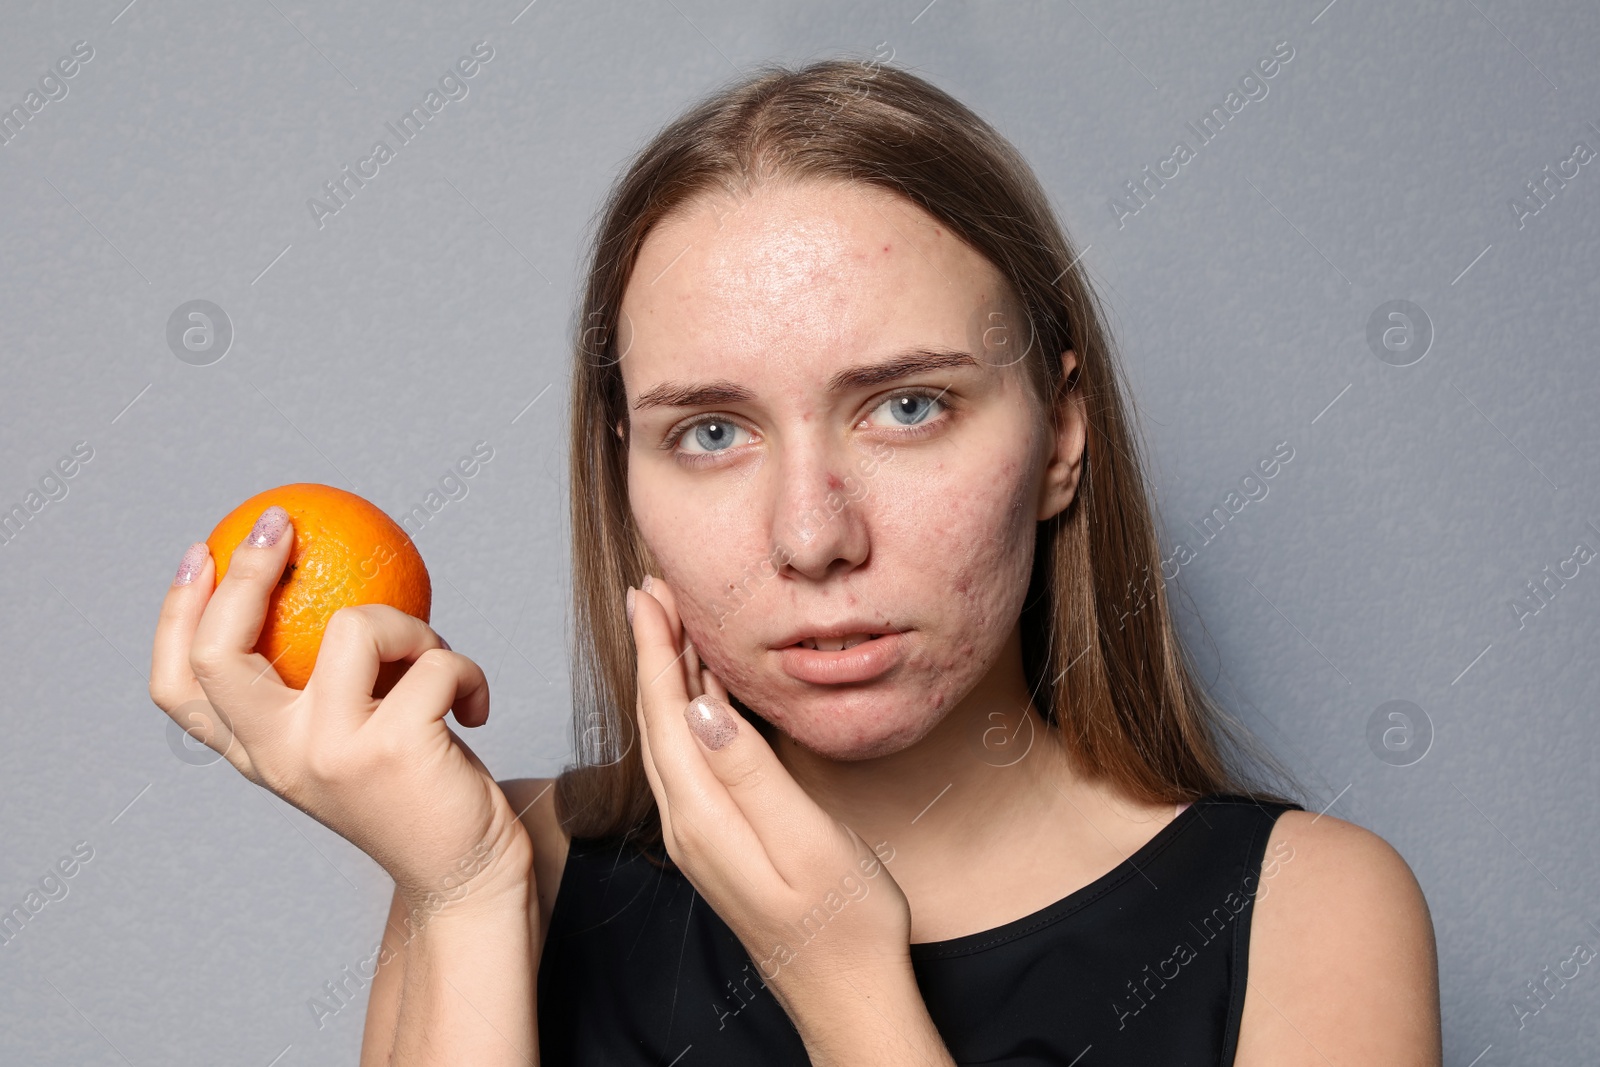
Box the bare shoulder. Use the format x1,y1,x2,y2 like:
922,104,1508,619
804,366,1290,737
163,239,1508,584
1234,810,1442,1066
497,777,573,945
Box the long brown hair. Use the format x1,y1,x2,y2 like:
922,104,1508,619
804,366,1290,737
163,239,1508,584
554,55,1301,850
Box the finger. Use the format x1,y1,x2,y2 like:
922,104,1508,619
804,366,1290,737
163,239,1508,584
684,641,704,702
151,546,252,775
681,691,830,889
630,584,697,847
187,506,298,717
702,666,730,705
151,542,216,710
637,583,825,878
310,603,449,720
630,583,694,786
631,585,779,879
639,575,701,711
633,678,674,845
641,575,685,655
368,646,490,735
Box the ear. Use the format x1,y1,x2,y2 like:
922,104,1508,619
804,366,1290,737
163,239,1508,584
1036,349,1087,522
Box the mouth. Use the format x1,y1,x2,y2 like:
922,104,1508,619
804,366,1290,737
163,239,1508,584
777,630,905,684
788,633,884,652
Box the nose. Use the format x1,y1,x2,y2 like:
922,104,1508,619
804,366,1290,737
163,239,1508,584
771,436,870,582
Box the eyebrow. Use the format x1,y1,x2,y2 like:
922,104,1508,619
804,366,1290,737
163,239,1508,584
630,347,982,412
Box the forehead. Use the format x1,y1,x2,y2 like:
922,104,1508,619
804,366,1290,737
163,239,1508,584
617,179,1008,396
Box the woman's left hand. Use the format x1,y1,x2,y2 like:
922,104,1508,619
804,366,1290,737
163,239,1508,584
626,575,917,1025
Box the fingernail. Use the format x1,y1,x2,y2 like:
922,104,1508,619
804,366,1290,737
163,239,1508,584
626,586,637,625
641,574,654,595
685,695,738,751
438,635,452,652
172,542,208,586
246,505,289,547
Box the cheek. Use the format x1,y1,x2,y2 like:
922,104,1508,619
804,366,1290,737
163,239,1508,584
635,431,1042,757
630,471,772,623
884,451,1039,692
896,451,1037,617
633,490,782,695
676,598,756,686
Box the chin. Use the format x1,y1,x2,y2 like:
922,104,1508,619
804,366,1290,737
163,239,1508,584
738,680,950,762
687,622,988,762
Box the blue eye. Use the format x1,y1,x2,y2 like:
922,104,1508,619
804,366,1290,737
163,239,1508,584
675,419,749,456
869,391,945,428
664,387,951,466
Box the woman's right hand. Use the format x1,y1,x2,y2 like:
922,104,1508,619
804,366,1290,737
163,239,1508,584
148,506,533,914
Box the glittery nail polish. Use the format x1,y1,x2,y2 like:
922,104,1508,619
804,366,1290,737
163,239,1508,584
246,505,289,547
172,542,208,586
641,574,654,595
685,696,738,751
626,586,637,625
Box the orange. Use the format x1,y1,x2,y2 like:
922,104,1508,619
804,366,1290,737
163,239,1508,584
206,483,431,691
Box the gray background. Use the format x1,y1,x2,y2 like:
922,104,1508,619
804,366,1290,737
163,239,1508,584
1,0,1595,1063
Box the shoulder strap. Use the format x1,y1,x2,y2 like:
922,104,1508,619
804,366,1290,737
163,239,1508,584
1208,795,1303,1063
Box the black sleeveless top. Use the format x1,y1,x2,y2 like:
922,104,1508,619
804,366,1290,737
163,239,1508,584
537,793,1301,1065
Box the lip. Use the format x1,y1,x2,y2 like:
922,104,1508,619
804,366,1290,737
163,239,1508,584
771,622,896,650
776,631,907,685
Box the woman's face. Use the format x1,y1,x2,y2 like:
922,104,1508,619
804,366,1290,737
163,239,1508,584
618,178,1080,762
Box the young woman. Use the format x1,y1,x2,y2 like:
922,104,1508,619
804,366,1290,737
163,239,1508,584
151,58,1441,1065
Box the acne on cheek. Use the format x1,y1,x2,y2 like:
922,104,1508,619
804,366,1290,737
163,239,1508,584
675,602,744,678
672,597,791,726
924,462,1035,670
653,448,1035,748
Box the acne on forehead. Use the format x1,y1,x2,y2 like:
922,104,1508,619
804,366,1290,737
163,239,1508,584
620,183,1023,401
634,205,972,324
